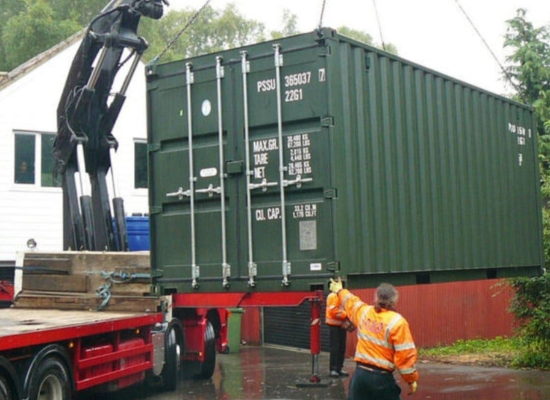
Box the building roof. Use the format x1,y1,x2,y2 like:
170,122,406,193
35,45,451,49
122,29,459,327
0,30,84,91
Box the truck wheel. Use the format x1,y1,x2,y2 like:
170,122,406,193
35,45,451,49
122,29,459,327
0,376,11,400
194,321,216,379
161,319,183,391
28,357,71,400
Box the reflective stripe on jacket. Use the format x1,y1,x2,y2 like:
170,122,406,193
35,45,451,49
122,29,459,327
325,292,348,327
339,289,419,384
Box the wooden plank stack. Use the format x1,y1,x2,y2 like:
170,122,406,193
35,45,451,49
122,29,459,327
14,251,162,313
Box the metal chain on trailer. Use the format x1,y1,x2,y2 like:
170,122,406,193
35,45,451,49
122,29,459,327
149,0,212,64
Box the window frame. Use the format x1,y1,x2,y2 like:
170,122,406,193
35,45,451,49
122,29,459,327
134,139,148,190
13,130,61,190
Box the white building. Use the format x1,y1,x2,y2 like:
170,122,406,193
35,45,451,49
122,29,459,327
0,33,149,262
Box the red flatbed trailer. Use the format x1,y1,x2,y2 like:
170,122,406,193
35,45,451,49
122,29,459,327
0,307,167,400
0,251,233,400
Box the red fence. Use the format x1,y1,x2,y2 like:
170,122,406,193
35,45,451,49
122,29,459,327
345,279,516,355
240,279,517,351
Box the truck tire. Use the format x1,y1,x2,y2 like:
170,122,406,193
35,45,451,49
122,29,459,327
194,321,216,379
161,319,184,391
0,376,11,400
28,357,71,400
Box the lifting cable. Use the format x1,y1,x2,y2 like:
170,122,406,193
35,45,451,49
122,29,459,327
452,0,524,99
149,0,212,64
318,0,327,30
372,0,387,51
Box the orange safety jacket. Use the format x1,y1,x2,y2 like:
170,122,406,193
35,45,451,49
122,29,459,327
338,289,419,384
325,292,348,327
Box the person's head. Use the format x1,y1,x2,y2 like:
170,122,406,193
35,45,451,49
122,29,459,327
374,283,398,312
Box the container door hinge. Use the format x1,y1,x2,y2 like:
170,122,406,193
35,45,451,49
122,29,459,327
321,116,334,127
365,53,371,72
150,206,162,215
148,143,160,152
324,188,338,199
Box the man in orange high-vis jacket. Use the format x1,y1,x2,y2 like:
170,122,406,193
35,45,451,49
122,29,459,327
329,278,418,399
325,290,353,377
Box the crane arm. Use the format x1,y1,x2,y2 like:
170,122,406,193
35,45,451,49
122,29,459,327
53,0,166,251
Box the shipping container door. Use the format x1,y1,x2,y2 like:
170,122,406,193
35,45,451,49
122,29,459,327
235,43,335,291
148,60,239,290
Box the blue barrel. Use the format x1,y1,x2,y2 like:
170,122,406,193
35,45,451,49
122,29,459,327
126,216,150,251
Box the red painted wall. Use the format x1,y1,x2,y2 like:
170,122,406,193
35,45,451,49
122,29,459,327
345,279,516,356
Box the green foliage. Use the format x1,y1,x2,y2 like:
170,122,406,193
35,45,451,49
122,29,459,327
2,0,80,70
420,337,519,357
270,9,299,40
336,26,398,55
47,0,105,26
504,9,550,273
140,4,266,64
508,275,550,369
0,0,29,71
337,26,374,45
504,9,550,108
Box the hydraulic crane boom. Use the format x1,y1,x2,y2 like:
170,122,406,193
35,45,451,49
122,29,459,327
53,0,166,251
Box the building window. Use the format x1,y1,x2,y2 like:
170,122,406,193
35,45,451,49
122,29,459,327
134,141,147,189
14,134,35,184
14,132,61,187
41,134,60,187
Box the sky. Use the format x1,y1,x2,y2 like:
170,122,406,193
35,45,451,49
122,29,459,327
168,0,550,97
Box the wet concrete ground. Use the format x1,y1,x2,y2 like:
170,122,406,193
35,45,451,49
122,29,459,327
94,345,550,400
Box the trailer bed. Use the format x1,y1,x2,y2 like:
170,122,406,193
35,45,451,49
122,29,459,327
0,308,163,351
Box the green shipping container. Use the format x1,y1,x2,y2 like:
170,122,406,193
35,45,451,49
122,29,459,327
146,28,543,294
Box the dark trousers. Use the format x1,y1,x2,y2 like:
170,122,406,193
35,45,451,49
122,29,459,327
348,366,402,400
328,324,347,372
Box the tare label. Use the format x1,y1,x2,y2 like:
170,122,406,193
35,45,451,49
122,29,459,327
251,138,278,179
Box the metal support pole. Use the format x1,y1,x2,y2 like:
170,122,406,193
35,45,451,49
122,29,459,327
273,44,291,287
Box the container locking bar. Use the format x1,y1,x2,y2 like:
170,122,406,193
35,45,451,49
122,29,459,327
274,44,291,287
166,187,192,200
241,50,257,287
195,183,221,197
186,62,199,289
283,175,313,188
249,178,278,191
216,56,231,289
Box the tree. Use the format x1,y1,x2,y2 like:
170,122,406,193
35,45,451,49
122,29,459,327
504,9,550,134
336,26,398,54
140,4,266,64
504,9,550,267
0,0,27,71
2,0,80,71
270,9,299,40
46,0,105,27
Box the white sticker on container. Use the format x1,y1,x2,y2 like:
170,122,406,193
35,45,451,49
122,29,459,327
310,263,322,271
201,99,212,116
200,167,218,178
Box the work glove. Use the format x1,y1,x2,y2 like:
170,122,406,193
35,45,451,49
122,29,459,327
329,278,343,294
342,318,356,332
408,381,418,395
